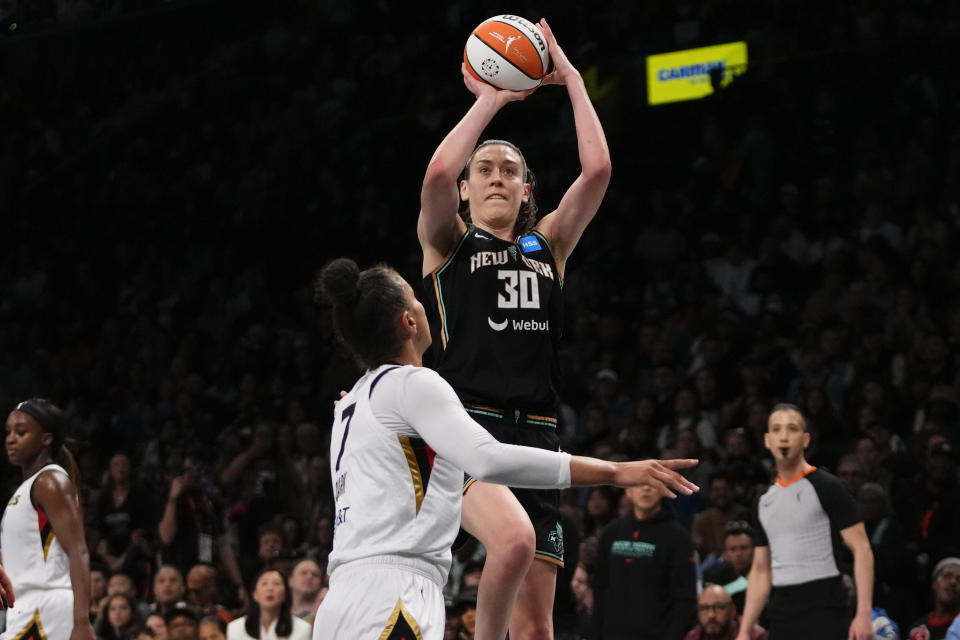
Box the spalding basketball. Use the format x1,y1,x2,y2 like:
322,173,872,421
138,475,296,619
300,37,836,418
464,15,550,91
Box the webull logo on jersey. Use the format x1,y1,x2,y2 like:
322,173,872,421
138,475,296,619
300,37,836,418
487,317,550,332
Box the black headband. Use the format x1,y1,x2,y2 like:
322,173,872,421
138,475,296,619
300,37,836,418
14,399,61,434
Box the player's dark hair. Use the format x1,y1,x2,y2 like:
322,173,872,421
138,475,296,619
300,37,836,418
315,258,408,369
244,568,294,638
459,139,539,238
768,402,807,432
12,397,83,486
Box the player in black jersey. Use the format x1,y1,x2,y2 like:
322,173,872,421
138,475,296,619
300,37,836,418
418,18,611,640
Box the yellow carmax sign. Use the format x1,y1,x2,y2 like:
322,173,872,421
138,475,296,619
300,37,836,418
646,41,748,105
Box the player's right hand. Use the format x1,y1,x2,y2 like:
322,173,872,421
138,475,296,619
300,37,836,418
613,458,699,498
461,63,536,104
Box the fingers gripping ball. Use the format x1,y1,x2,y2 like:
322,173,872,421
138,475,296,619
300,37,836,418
464,15,550,91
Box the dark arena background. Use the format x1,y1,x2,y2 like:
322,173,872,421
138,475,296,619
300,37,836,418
2,0,959,637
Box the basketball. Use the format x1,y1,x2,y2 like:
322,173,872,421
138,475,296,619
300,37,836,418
464,15,550,91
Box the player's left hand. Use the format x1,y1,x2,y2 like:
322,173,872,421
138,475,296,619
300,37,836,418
538,18,579,86
848,612,873,640
613,459,700,497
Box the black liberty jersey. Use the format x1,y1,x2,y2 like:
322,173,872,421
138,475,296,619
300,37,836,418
423,224,563,410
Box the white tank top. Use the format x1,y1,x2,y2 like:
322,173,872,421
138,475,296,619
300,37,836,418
326,363,572,586
326,365,464,585
0,464,73,594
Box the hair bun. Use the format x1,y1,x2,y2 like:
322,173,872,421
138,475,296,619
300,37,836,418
316,257,361,307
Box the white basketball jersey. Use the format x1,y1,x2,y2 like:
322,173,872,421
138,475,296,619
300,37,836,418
327,365,463,586
0,464,72,594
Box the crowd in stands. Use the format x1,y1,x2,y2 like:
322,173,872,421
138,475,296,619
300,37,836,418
2,1,959,638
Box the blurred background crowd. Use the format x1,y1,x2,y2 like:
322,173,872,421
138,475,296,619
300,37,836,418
2,0,959,638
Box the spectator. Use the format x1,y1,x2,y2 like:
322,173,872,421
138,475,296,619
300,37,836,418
91,564,109,621
185,564,231,624
593,484,697,639
684,584,767,640
692,472,749,565
199,616,228,640
288,558,324,624
907,558,960,640
226,569,311,640
96,593,143,640
152,566,187,617
157,453,247,608
837,453,868,496
165,601,202,640
240,522,289,587
95,451,155,573
702,521,756,613
454,587,478,640
857,483,915,627
145,614,169,640
582,486,621,539
894,441,960,564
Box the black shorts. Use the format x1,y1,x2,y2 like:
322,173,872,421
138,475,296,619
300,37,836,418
461,406,564,567
768,576,848,639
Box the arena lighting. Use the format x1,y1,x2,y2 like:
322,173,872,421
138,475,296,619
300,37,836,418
646,41,748,105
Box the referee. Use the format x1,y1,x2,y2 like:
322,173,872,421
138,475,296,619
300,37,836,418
735,404,874,640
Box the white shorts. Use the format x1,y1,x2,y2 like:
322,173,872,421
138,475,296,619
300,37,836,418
1,588,74,640
313,562,444,640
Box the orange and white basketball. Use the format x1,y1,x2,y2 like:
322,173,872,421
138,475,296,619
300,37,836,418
464,15,550,91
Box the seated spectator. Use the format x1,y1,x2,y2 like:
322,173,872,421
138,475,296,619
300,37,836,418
199,616,228,640
145,614,169,640
288,557,324,623
166,601,202,640
692,472,749,566
96,593,143,640
582,486,621,538
908,558,960,640
570,561,595,638
186,564,232,623
453,587,478,640
91,562,109,621
702,521,756,613
152,566,187,617
227,569,311,640
684,584,767,640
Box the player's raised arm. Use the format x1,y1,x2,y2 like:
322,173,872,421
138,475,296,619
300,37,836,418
533,18,612,274
418,67,535,274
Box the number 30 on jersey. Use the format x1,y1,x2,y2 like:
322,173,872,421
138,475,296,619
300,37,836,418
497,270,540,309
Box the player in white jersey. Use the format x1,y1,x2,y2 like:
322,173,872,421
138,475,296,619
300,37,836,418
1,398,95,640
312,258,699,640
